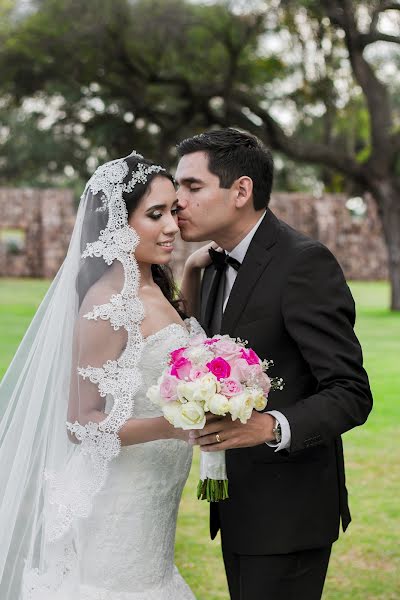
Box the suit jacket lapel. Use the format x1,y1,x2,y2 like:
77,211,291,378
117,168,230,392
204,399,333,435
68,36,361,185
221,209,280,333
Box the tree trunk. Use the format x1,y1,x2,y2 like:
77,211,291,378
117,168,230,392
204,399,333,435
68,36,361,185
373,180,400,311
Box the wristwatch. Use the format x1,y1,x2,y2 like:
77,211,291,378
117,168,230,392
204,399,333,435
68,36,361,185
272,418,282,444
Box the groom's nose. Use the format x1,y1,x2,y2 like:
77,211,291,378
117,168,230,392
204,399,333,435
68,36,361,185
176,188,188,210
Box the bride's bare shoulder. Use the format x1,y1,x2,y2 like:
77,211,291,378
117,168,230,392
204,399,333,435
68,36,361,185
139,283,184,338
79,279,120,317
75,280,127,355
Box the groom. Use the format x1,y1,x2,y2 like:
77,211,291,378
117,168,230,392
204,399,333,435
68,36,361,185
175,128,373,600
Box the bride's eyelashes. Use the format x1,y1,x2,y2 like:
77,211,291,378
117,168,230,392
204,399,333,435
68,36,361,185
148,206,181,220
148,211,162,220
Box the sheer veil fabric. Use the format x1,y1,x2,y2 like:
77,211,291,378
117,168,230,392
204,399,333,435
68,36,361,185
0,152,174,599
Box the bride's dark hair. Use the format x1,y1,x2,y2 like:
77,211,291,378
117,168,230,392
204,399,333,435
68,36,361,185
77,154,185,316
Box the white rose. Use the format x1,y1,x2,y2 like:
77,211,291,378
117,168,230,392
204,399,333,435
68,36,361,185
207,393,230,416
228,392,254,424
146,384,163,407
162,401,185,427
192,373,219,404
249,388,268,411
177,381,197,403
180,401,206,429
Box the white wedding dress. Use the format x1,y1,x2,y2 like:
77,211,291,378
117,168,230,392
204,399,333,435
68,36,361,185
0,155,199,600
79,323,196,600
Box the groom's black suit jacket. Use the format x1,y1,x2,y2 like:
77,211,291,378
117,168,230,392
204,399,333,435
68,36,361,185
200,209,372,555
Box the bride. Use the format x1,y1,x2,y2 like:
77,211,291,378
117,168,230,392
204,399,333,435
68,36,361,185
0,151,198,599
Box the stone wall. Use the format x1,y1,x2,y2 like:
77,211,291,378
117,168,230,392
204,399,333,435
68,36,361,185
271,192,388,280
0,188,388,281
172,193,389,281
0,188,75,278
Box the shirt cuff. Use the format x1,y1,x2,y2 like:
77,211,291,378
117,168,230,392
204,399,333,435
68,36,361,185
265,410,291,452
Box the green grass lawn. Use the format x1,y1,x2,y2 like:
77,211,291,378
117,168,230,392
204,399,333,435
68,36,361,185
1,278,399,599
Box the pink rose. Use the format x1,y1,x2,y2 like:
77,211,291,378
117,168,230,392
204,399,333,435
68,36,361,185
170,357,192,380
160,374,178,402
189,366,208,380
231,359,262,383
249,362,263,376
206,357,231,381
259,373,271,395
170,346,186,364
240,348,261,366
230,358,253,382
214,339,242,360
220,378,243,397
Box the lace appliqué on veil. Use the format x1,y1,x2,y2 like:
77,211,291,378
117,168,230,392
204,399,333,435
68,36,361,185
85,294,144,331
23,541,79,600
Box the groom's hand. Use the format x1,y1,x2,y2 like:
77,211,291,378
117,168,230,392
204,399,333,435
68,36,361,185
189,412,275,451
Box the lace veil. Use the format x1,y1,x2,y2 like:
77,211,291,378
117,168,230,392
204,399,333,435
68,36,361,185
0,151,168,598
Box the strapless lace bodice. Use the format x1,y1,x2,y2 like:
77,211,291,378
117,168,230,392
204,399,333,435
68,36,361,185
103,319,198,418
79,320,198,599
133,323,192,418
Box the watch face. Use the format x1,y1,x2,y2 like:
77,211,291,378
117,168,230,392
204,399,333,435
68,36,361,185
273,421,281,443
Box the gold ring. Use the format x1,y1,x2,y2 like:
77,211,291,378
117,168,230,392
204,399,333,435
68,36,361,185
215,433,221,443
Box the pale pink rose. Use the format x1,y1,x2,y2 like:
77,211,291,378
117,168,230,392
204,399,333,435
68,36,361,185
234,361,263,385
160,374,178,402
258,373,271,395
248,363,263,377
220,378,243,397
230,358,253,382
214,339,242,361
170,346,186,364
240,348,261,365
189,366,208,380
206,357,231,381
170,357,192,380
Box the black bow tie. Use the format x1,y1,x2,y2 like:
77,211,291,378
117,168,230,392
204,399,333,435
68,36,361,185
209,247,241,272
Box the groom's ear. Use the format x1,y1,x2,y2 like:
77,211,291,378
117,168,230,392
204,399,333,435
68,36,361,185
233,176,253,209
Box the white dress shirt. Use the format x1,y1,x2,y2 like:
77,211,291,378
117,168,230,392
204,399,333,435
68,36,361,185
222,212,291,451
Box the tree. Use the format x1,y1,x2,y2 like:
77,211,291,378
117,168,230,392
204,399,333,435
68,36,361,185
210,0,400,310
0,0,399,307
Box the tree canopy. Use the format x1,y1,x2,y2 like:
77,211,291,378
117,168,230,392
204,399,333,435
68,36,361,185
0,0,399,307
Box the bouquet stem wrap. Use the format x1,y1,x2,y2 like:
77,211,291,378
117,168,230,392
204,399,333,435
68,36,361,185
197,450,228,502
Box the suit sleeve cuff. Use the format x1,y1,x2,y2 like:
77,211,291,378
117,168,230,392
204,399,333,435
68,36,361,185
265,410,291,451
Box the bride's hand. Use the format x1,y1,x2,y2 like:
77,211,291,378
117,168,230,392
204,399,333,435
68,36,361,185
165,420,190,443
172,426,191,443
181,242,218,318
185,242,218,271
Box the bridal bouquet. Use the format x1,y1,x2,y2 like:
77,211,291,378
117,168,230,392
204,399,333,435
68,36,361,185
146,333,283,501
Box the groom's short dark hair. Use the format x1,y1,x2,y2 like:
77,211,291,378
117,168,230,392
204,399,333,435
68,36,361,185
176,128,274,210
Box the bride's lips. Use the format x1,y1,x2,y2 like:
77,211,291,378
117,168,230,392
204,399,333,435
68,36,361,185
157,240,175,252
